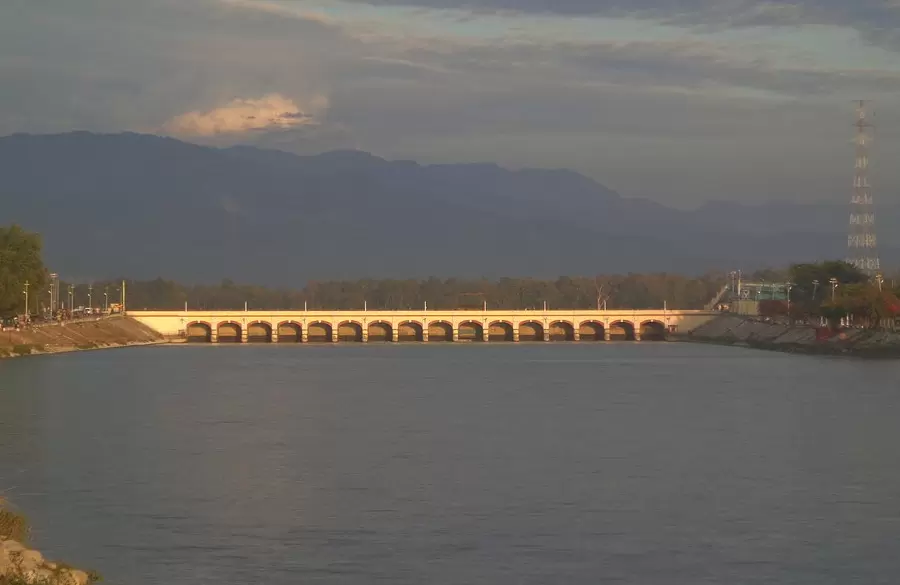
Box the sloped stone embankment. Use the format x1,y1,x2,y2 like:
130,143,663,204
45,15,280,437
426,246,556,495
685,314,900,357
0,316,164,358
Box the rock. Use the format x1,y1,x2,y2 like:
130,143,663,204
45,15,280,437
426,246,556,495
2,539,26,553
19,548,44,569
67,568,90,584
0,537,92,584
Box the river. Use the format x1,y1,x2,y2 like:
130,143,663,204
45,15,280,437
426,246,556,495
2,343,900,584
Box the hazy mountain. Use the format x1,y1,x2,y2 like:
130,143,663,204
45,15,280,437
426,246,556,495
0,132,889,285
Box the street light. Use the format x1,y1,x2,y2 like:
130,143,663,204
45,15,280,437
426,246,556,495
786,282,794,317
104,287,109,312
876,273,884,292
88,284,93,312
812,279,820,299
830,277,839,302
23,281,29,317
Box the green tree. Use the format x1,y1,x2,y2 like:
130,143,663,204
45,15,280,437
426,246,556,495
788,261,867,317
0,225,47,317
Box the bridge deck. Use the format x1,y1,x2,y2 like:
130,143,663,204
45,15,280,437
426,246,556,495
129,309,719,343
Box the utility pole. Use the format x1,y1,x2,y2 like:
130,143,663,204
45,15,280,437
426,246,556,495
847,100,880,275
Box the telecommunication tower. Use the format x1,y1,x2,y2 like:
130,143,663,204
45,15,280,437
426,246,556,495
847,100,880,275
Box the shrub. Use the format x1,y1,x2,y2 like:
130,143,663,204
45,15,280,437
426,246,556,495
0,503,29,542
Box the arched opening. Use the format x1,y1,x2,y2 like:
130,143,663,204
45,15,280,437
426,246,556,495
247,322,272,343
519,321,544,342
458,321,484,342
367,321,392,342
609,321,636,341
277,322,302,343
579,321,605,342
186,322,211,343
338,321,364,342
641,321,667,341
549,321,575,342
217,322,242,343
489,321,514,342
398,321,424,342
428,321,453,342
308,322,333,343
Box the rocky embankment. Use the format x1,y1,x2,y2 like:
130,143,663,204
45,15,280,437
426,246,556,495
0,316,164,359
0,504,94,585
685,314,900,358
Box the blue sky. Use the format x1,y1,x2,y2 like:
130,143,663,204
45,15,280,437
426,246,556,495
2,0,899,207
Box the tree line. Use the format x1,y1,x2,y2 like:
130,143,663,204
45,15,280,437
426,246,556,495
757,261,900,327
76,274,725,312
5,223,899,324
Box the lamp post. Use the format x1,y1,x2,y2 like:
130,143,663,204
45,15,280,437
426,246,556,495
786,282,794,320
23,281,29,317
876,273,884,292
830,277,839,302
812,279,820,300
88,284,93,312
104,287,109,312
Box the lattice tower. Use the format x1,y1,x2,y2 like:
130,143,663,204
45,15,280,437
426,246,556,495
847,100,880,275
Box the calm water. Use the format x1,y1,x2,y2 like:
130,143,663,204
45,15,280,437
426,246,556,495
2,343,900,584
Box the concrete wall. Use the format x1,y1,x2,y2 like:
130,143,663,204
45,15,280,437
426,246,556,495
129,309,720,343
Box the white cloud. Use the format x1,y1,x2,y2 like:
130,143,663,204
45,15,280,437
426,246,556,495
161,93,328,137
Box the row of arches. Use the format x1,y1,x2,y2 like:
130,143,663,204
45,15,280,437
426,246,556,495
186,320,667,343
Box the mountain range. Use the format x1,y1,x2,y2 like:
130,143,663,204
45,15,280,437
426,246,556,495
0,131,892,285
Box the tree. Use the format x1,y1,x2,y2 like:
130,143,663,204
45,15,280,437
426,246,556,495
0,225,47,317
788,261,867,318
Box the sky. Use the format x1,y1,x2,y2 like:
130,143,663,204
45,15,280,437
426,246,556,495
2,0,900,207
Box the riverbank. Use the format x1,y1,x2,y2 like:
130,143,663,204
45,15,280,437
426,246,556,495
0,502,95,585
684,314,900,358
0,316,166,359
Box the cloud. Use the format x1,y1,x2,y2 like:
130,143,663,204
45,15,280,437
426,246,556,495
161,93,328,137
329,0,900,48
